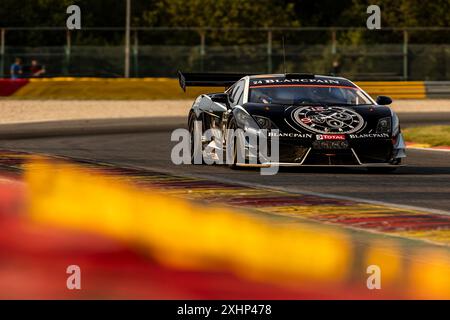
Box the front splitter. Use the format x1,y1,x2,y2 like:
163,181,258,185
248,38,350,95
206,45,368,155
236,162,404,168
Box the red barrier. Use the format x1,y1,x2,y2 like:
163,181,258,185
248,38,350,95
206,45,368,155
0,79,29,96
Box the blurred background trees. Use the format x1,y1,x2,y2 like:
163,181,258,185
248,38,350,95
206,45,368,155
1,0,449,46
1,0,449,78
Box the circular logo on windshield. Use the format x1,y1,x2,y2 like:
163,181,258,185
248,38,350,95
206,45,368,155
292,106,364,134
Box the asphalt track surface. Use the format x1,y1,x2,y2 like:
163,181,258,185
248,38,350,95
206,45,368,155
0,113,449,213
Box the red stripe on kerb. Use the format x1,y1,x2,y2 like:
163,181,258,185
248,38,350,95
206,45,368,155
249,84,357,90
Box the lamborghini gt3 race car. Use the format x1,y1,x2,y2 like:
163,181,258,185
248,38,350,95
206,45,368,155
179,71,406,171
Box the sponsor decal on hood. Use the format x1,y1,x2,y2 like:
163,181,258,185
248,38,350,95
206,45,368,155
349,133,390,139
251,78,343,85
292,106,365,134
268,132,313,138
316,134,346,140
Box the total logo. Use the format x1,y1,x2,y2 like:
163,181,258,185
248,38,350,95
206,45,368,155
316,134,346,141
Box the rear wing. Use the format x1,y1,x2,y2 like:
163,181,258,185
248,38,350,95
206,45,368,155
177,71,248,92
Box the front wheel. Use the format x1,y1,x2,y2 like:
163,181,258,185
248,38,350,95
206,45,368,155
227,118,240,169
188,113,204,165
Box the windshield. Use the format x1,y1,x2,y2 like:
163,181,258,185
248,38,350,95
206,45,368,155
249,85,373,106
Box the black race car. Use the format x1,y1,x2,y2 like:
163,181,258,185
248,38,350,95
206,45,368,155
178,71,406,171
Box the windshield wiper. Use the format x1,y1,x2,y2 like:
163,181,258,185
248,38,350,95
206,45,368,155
291,102,328,106
321,102,373,107
345,103,373,106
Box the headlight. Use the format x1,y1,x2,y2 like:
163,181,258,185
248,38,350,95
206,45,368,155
253,115,272,129
376,117,391,134
235,109,260,131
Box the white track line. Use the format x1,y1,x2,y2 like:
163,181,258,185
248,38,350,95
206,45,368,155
98,161,450,217
11,149,450,217
181,172,450,216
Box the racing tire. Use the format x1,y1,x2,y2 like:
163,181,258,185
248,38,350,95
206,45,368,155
227,118,243,170
188,112,204,165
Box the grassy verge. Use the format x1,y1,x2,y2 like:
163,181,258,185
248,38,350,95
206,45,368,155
402,125,450,147
11,78,224,100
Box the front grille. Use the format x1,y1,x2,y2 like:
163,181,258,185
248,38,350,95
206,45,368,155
312,140,349,150
278,144,309,163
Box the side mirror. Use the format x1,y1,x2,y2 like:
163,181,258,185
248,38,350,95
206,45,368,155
211,93,231,104
376,95,392,105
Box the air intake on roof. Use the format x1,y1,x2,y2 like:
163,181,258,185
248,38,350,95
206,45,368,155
285,73,315,79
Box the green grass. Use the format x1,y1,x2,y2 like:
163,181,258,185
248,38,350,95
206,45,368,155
403,125,450,146
10,79,224,100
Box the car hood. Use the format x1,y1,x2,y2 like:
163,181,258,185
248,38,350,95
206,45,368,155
242,103,393,137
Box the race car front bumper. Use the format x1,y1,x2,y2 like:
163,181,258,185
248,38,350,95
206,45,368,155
236,134,406,167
